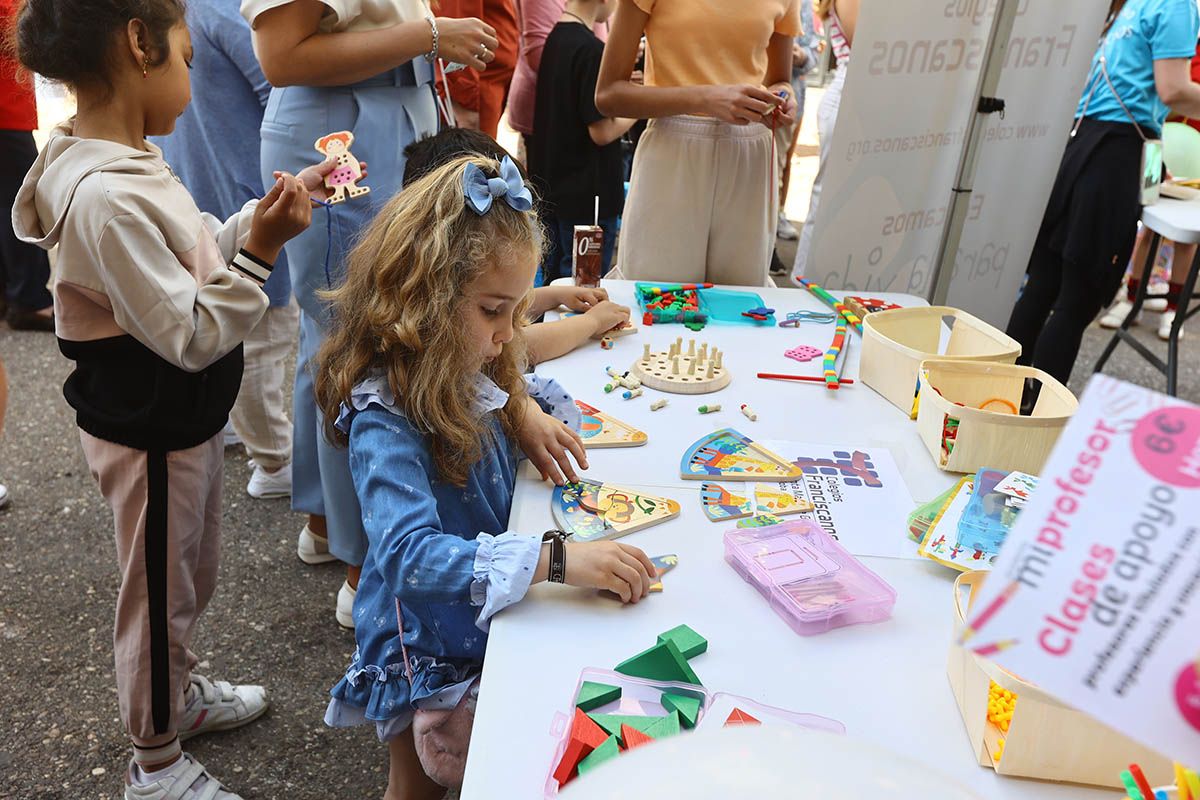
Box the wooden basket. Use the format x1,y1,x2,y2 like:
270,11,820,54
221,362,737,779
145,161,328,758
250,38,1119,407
948,572,1173,787
860,307,1021,417
915,360,1077,474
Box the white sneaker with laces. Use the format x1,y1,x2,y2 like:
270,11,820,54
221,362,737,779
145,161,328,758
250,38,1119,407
776,213,799,241
125,753,243,800
178,674,268,741
1158,309,1183,341
336,580,357,630
1099,300,1141,329
246,461,291,499
297,524,337,565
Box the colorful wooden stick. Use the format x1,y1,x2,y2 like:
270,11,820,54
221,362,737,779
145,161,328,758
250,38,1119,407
797,278,863,333
757,373,856,385
822,320,848,390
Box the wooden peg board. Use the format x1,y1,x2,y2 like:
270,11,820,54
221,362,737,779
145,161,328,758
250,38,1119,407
630,337,731,395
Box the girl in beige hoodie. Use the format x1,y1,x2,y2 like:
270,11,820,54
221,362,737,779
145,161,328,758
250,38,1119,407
11,0,331,796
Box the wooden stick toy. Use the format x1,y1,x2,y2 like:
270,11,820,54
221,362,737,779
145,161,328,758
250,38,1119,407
757,373,856,385
650,399,669,411
740,404,757,421
603,383,616,393
314,131,369,205
698,404,721,414
797,277,863,333
822,320,848,391
623,388,642,400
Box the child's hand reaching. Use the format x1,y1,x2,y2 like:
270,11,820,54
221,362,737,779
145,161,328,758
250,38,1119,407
517,397,587,485
245,174,312,264
556,285,609,312
585,300,632,339
563,540,657,603
275,157,368,204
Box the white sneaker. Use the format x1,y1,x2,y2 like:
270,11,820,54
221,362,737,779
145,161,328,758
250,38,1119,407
125,753,243,800
1099,300,1141,329
0,484,9,509
297,524,337,565
776,213,799,241
246,461,291,499
178,674,269,741
336,580,356,630
222,422,242,449
1158,310,1183,341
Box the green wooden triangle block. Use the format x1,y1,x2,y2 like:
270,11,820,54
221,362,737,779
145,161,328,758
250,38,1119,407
576,735,621,777
656,624,708,660
614,639,701,686
642,710,681,740
660,692,701,729
575,681,622,712
588,713,660,739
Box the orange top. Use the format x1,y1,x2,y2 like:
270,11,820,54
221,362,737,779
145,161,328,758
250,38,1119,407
633,0,801,89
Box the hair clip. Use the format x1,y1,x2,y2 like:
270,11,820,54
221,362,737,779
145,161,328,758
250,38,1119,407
463,155,533,215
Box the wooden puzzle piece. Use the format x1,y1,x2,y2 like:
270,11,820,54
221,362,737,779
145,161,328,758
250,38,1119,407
724,708,762,727
700,482,754,521
553,708,610,786
656,624,707,660
552,480,681,542
660,692,701,729
589,713,662,739
615,640,701,686
843,296,901,321
649,554,677,593
575,681,622,713
736,513,784,529
575,401,648,449
681,429,803,482
642,710,682,740
785,344,823,363
753,484,815,517
575,735,621,777
314,131,368,205
620,723,655,750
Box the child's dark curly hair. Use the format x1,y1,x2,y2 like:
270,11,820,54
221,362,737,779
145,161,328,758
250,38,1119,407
12,0,186,91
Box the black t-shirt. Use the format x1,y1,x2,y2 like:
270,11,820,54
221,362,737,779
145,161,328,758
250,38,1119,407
529,21,624,222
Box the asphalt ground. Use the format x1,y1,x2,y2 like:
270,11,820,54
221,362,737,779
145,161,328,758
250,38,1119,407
1,256,1195,799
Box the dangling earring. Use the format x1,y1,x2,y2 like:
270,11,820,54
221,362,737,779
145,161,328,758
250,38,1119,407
142,57,149,78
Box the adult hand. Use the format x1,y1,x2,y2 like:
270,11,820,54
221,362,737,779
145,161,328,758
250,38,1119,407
563,540,656,603
701,84,780,125
437,16,499,71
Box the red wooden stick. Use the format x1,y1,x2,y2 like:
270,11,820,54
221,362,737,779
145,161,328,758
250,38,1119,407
758,373,855,385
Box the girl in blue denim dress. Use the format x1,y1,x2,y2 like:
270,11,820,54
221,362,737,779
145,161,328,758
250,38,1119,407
313,154,658,799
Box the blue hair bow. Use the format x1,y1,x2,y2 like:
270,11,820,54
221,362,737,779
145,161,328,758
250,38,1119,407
463,155,534,215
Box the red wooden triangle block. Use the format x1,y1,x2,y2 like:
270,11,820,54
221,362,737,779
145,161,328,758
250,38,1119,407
620,723,655,751
553,708,611,786
724,708,762,727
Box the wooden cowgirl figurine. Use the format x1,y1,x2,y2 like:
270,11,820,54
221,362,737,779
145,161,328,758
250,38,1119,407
314,131,369,204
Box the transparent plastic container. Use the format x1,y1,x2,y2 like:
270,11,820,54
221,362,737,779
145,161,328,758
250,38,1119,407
724,520,897,636
544,667,845,797
956,468,1011,553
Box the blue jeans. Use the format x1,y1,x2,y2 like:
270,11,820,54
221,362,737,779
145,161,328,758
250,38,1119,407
260,64,438,565
538,216,618,286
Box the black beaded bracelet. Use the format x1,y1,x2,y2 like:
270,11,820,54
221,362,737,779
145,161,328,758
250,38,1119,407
543,530,567,584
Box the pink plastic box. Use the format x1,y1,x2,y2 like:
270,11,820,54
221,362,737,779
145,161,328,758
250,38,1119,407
724,519,897,635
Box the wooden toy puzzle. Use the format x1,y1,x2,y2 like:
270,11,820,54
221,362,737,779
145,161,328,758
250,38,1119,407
843,296,902,320
576,681,622,712
681,429,803,482
630,338,730,394
657,624,707,659
736,513,785,528
700,482,754,521
314,131,368,204
552,480,680,541
575,401,647,448
785,344,823,363
649,554,677,593
615,640,701,686
754,484,814,516
724,708,762,727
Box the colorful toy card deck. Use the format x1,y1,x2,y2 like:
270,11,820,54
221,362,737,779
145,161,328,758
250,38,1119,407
724,519,896,635
681,429,802,481
575,401,647,449
959,376,1200,767
917,477,1001,573
552,480,680,542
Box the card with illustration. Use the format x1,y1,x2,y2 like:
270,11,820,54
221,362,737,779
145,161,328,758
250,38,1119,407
994,471,1039,502
917,477,1000,573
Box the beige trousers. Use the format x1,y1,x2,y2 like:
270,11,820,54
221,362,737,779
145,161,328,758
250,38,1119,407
616,115,776,287
228,300,298,471
80,430,224,766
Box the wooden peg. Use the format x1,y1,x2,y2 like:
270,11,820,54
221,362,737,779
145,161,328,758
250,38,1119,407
643,344,651,361
688,339,696,357
688,358,696,376
706,360,714,379
672,357,680,375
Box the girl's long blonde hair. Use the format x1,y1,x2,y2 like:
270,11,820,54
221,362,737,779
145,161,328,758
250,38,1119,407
315,155,542,487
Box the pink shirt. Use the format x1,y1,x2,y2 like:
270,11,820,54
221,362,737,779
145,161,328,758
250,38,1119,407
508,0,608,135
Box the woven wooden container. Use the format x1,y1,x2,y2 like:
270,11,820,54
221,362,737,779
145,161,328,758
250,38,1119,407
915,359,1077,474
948,572,1173,787
860,307,1021,417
